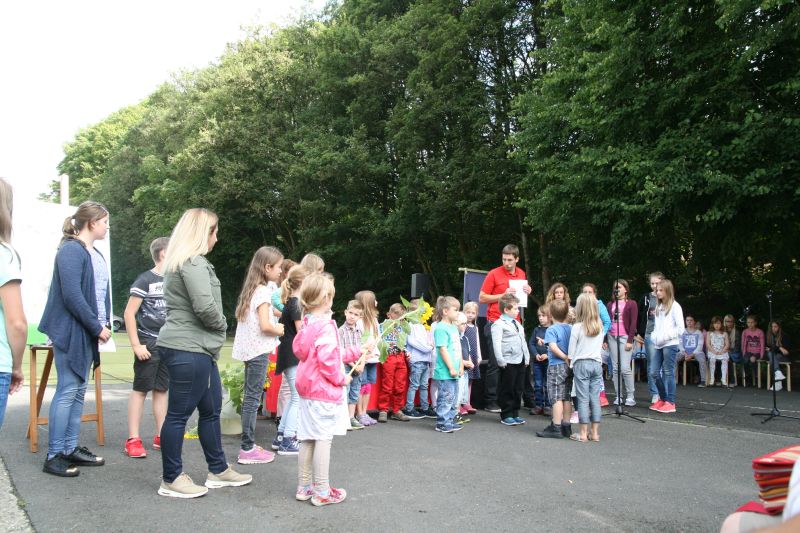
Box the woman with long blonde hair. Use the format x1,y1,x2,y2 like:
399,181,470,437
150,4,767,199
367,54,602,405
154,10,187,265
156,208,251,498
0,178,26,432
354,290,379,426
569,293,605,442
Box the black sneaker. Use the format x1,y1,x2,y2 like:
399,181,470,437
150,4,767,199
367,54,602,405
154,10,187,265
43,453,79,477
66,446,105,466
422,408,437,419
560,424,572,438
485,403,501,413
536,423,564,439
401,408,425,420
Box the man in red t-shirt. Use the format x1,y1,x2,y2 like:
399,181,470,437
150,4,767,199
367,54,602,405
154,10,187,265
479,244,532,412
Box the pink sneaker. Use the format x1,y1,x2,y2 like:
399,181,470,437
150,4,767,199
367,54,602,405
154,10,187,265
237,445,276,464
153,435,161,450
458,406,469,416
649,400,664,411
569,412,579,424
296,485,314,501
311,487,347,506
657,402,676,413
465,404,477,414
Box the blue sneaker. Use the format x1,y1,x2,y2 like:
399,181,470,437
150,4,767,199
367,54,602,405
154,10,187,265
277,436,299,456
435,424,454,433
501,417,518,426
514,417,526,425
450,423,463,432
401,408,425,420
271,432,283,451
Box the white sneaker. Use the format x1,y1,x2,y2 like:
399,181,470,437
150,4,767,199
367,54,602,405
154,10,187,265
651,395,659,405
624,398,636,407
158,473,208,499
774,370,786,381
770,382,783,392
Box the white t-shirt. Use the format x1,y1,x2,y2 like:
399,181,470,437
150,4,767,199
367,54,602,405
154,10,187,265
231,284,279,361
568,322,604,364
0,244,21,373
357,317,380,363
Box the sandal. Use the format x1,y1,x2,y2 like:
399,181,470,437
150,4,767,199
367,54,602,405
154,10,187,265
569,434,587,442
588,436,600,442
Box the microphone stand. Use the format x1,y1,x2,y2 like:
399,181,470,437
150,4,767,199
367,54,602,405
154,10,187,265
751,290,799,424
612,271,645,423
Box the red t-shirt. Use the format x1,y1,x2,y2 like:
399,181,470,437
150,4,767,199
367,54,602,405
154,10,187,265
480,265,527,322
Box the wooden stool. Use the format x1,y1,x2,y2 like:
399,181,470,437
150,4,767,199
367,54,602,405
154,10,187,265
758,360,794,392
730,362,746,387
26,345,105,453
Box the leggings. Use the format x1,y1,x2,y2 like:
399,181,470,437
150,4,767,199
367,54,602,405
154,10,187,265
298,439,332,494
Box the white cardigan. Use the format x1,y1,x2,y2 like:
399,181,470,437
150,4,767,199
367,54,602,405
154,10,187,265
652,301,685,349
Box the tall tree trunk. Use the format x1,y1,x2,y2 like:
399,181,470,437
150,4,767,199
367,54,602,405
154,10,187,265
539,231,551,294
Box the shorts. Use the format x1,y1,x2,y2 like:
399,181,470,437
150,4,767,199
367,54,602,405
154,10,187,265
546,364,572,402
346,365,363,404
133,337,169,393
364,362,378,384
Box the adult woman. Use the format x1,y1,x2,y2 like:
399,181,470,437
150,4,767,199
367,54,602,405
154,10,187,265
648,279,684,414
0,178,27,431
606,279,638,406
156,208,251,499
39,201,111,476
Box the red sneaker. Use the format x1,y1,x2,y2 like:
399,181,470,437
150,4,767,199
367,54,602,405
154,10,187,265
458,406,469,416
649,400,664,411
311,487,347,506
153,435,161,450
125,438,147,458
657,402,676,413
465,404,477,415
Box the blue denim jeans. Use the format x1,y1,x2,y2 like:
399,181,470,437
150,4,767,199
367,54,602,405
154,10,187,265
644,335,659,397
277,365,299,438
346,367,363,405
0,372,10,430
532,360,549,407
729,351,743,364
573,360,603,423
160,348,227,483
48,348,91,458
406,361,431,411
650,344,678,404
434,379,458,426
241,353,268,451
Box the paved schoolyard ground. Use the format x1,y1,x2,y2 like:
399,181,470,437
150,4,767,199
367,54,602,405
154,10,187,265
1,378,798,533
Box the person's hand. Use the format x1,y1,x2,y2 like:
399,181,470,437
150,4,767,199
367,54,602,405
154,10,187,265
505,287,516,295
536,336,545,346
602,342,609,350
750,355,757,363
536,354,547,362
355,360,366,373
780,347,789,356
363,339,376,353
449,367,458,378
274,323,285,337
10,367,23,394
625,342,633,351
464,360,474,369
523,283,532,295
98,326,112,343
133,344,151,361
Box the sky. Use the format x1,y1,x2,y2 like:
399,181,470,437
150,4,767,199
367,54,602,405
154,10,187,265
0,0,327,202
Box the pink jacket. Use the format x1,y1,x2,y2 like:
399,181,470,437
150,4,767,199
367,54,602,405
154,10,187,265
293,315,360,403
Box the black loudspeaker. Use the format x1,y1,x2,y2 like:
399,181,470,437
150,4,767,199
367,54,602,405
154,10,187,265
410,273,430,298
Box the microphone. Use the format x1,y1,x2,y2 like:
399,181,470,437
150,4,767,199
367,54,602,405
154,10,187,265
738,305,752,324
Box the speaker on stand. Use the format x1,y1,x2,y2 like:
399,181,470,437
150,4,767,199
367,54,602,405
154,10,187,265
410,273,430,299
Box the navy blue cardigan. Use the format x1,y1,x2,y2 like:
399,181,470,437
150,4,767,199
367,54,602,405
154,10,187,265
39,239,110,381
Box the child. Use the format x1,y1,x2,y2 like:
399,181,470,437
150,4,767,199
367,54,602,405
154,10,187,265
354,290,380,426
402,299,435,419
707,316,730,387
271,258,295,316
300,253,325,273
677,314,707,387
529,305,551,416
649,279,685,414
378,303,411,422
456,312,476,421
123,237,170,458
432,296,464,433
462,302,482,414
339,300,366,429
231,246,285,464
569,293,605,442
272,264,310,455
292,273,369,506
767,321,791,391
742,315,765,387
536,299,573,438
491,294,530,426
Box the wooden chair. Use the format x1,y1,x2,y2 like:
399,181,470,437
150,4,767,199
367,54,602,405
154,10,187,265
26,345,105,453
758,360,793,392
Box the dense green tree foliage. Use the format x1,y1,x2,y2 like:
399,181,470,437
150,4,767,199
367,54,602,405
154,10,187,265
52,0,799,328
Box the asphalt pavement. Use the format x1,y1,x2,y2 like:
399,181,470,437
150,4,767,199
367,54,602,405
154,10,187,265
1,380,798,532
